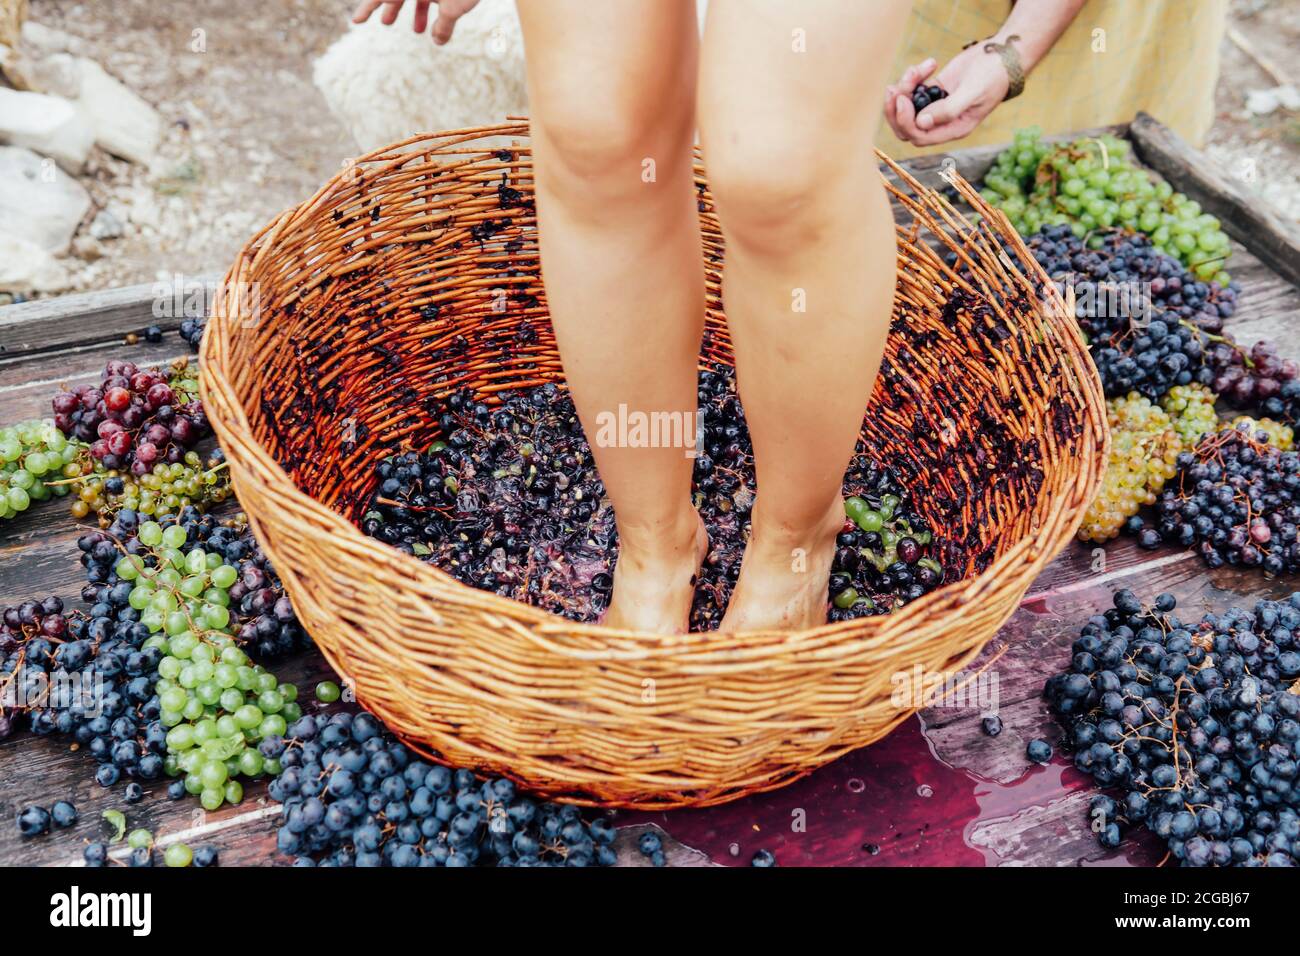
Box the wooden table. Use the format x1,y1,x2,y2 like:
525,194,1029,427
2,115,1298,867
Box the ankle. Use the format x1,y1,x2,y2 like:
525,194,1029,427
747,499,844,560
616,505,704,565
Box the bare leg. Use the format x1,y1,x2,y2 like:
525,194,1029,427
517,0,706,632
699,0,911,631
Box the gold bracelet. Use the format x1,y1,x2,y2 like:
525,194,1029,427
962,34,1026,101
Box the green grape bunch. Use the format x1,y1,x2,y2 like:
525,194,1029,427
1161,384,1220,448
981,128,1232,286
0,419,87,522
120,520,298,812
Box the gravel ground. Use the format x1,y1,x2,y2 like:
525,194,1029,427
8,0,1300,298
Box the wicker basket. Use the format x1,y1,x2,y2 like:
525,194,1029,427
202,121,1106,808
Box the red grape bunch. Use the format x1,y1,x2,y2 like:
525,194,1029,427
1207,339,1300,413
52,359,210,477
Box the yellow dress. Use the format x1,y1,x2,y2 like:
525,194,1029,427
877,0,1229,158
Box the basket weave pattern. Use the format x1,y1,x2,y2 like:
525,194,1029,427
202,122,1107,808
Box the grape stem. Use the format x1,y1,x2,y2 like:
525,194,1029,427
1176,320,1254,369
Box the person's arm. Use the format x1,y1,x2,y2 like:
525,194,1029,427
884,0,1088,147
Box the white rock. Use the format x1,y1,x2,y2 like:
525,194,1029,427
22,49,82,97
1244,85,1300,117
70,57,162,165
0,234,69,293
1246,87,1282,116
19,21,86,56
88,208,124,240
0,87,94,171
0,145,91,252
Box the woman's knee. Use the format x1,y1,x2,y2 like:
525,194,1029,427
532,91,694,211
704,135,851,256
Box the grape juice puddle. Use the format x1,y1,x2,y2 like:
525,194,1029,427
624,716,1162,866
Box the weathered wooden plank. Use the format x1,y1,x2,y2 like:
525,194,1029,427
966,786,1162,867
0,275,217,360
1130,111,1300,287
0,341,189,426
1220,248,1300,345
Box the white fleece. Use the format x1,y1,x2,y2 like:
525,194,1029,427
312,0,528,153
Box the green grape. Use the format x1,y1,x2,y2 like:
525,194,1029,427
166,724,195,750
210,564,239,589
164,843,193,867
233,705,263,730
238,749,265,777
199,760,229,789
169,632,199,659
215,714,240,737
201,604,230,630
259,714,287,738
189,642,217,666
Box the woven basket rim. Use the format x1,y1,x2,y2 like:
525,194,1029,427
201,121,1108,663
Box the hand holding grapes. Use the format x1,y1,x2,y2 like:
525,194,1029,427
351,0,481,45
884,44,1010,147
885,0,1088,148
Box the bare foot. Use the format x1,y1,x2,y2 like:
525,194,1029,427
718,500,844,633
601,510,709,633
